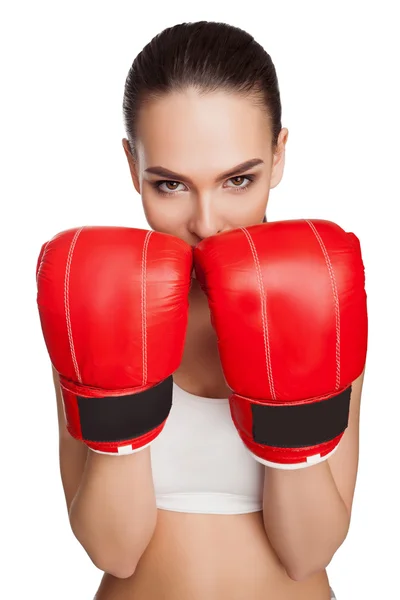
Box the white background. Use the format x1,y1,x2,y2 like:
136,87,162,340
1,2,399,599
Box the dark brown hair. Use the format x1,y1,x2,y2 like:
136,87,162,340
122,21,283,223
123,21,282,156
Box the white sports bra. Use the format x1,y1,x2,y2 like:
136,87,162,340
149,380,264,514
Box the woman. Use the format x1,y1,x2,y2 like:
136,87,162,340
52,21,365,600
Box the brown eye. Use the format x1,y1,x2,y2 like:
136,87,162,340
225,175,255,191
154,180,186,195
165,181,180,190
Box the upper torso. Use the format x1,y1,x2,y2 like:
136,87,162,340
94,380,330,599
94,280,332,599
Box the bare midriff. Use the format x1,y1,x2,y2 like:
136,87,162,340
94,508,331,600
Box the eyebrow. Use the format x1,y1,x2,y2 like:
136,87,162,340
144,158,264,184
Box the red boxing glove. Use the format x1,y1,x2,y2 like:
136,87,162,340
194,220,368,469
37,226,192,455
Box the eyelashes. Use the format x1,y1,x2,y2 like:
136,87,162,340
151,174,256,196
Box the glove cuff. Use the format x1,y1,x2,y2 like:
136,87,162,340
229,386,351,469
60,375,173,455
246,440,341,470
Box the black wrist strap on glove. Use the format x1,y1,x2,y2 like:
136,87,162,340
252,386,351,448
76,375,173,443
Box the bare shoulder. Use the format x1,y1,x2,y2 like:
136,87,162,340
328,368,366,515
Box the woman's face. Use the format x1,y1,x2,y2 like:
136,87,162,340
123,88,288,246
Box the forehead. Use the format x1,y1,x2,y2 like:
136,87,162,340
136,88,272,168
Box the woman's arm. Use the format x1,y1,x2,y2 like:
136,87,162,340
262,369,365,581
69,447,157,579
53,366,157,579
54,365,90,513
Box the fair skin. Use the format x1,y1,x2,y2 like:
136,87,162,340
64,87,364,599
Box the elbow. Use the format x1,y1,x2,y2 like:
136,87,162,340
69,519,140,579
77,535,139,579
92,555,138,579
284,553,334,582
285,565,321,583
284,527,349,582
